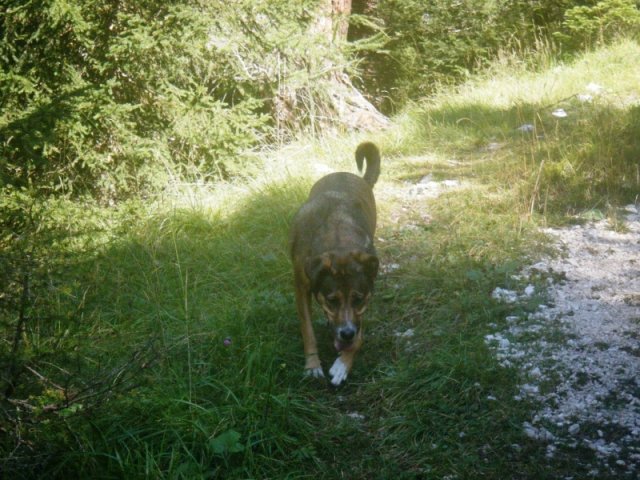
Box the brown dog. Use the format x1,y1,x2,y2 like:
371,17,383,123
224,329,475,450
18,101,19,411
290,142,380,385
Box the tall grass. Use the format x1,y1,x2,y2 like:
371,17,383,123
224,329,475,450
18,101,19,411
2,40,639,479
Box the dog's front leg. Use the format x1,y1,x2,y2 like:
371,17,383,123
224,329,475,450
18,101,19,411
329,334,362,386
295,282,324,378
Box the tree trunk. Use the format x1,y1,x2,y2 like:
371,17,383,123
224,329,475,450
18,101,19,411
313,0,352,42
318,0,388,131
275,0,388,134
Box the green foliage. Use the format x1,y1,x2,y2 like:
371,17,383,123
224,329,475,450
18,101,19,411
209,430,245,455
0,0,325,199
4,0,638,198
495,0,577,39
353,1,640,111
356,0,501,111
556,0,640,49
0,187,145,405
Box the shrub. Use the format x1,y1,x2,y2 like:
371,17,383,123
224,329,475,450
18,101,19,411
556,0,640,50
354,0,501,112
0,0,324,200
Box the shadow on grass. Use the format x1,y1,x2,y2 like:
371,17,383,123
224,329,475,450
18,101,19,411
1,173,535,479
0,183,314,478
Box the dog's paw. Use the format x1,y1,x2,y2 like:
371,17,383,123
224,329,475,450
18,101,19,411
304,367,325,379
329,357,349,386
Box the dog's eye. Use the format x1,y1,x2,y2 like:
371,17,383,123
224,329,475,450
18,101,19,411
352,293,366,307
326,295,341,309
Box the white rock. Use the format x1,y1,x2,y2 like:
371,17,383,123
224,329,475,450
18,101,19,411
586,82,604,94
492,287,518,303
394,328,415,338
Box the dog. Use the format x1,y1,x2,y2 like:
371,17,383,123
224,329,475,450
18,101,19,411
290,142,380,386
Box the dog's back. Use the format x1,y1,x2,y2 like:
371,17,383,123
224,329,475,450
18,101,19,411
291,143,380,258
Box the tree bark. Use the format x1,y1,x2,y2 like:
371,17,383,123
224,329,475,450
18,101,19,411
275,0,388,134
313,0,352,42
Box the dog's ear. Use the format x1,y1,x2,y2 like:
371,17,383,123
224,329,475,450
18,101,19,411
352,251,379,279
305,254,333,290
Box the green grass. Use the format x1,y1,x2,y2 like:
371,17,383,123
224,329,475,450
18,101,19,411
2,40,640,479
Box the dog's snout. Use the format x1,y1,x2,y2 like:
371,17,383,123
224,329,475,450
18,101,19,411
338,326,356,342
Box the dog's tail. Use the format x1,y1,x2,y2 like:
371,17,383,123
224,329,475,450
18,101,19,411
355,142,381,187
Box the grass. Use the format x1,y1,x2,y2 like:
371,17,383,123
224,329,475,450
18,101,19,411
2,40,640,479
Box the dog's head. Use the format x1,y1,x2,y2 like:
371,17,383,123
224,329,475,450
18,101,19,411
305,251,379,351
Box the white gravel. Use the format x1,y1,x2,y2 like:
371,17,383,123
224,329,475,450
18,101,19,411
487,204,640,477
407,175,466,198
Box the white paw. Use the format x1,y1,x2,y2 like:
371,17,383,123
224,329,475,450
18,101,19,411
329,357,349,386
304,367,324,379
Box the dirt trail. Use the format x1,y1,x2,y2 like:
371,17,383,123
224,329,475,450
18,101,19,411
487,204,640,477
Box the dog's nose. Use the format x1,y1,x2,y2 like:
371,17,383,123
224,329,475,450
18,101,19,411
338,326,356,342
